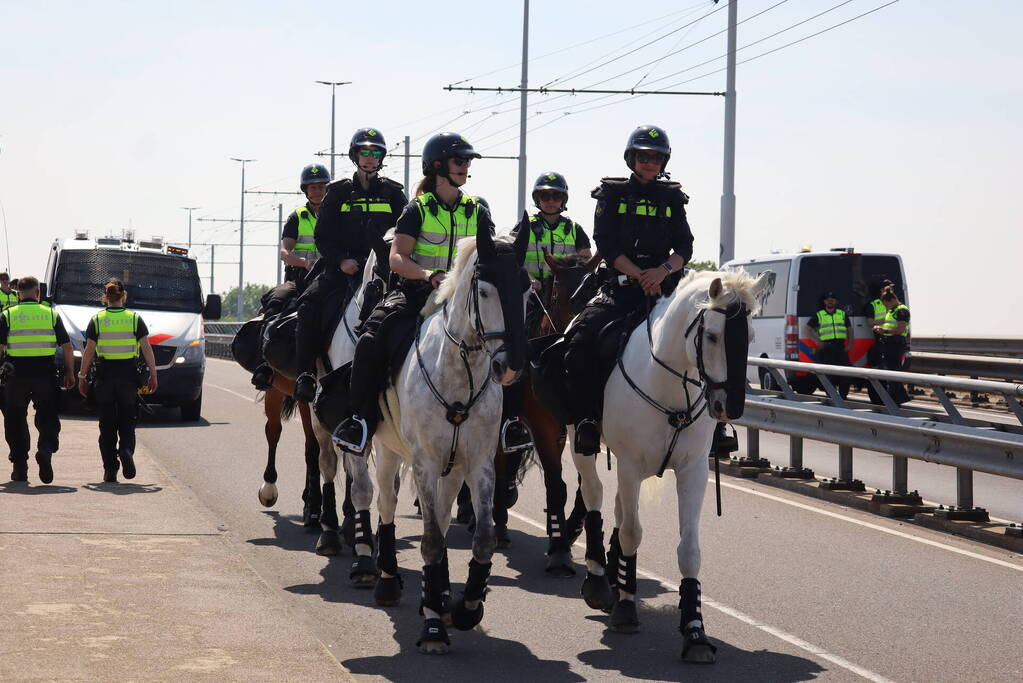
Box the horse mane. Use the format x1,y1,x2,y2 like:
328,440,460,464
684,268,763,315
435,235,516,304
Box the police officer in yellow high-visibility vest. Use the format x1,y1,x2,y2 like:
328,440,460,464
280,163,332,284
76,280,158,483
0,276,75,484
0,273,18,310
808,290,852,398
872,284,911,404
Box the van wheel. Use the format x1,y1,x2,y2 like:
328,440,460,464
181,392,202,421
759,370,780,392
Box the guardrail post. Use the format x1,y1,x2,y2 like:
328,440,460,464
892,455,908,494
789,436,803,469
839,445,853,482
956,468,974,510
747,428,759,460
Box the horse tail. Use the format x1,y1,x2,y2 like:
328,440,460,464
511,447,536,486
281,394,298,421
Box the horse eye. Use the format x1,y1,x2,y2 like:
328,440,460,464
480,290,488,298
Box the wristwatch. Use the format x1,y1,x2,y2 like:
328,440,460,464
661,262,674,273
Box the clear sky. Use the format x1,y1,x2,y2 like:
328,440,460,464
2,1,1020,334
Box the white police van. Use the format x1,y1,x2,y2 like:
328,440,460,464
43,233,221,420
724,248,907,394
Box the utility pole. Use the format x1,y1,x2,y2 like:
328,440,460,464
180,206,200,251
516,0,530,217
210,244,215,294
276,203,283,286
720,0,738,265
403,135,411,193
230,157,255,320
315,80,351,178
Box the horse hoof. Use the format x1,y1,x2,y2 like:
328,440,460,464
608,599,640,633
374,575,403,606
350,555,379,588
450,596,485,631
340,514,356,550
316,530,341,556
416,618,450,654
257,482,278,507
544,552,576,578
495,524,510,549
682,644,716,664
581,572,615,611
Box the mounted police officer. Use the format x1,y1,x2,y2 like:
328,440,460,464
332,131,531,454
250,163,332,390
0,276,75,483
564,125,695,455
76,279,159,482
292,128,408,403
513,172,592,332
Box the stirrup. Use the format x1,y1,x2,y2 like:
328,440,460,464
574,419,601,456
293,372,317,402
712,423,738,455
500,417,534,453
332,416,368,455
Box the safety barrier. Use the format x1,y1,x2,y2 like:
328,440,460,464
741,357,1023,517
911,335,1023,357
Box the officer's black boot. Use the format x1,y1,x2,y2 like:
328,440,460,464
574,419,601,456
711,423,738,455
251,363,273,391
501,417,533,453
35,451,53,484
293,373,317,403
333,414,369,455
10,457,28,482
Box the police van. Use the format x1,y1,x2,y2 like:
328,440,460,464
723,248,907,393
43,233,221,420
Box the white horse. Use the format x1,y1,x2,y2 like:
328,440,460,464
370,227,530,654
594,269,766,663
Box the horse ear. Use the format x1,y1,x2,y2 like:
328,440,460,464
476,227,496,262
512,211,530,264
583,251,602,273
709,277,723,300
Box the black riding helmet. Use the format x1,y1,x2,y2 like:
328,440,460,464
300,163,331,193
422,132,481,178
532,171,568,210
348,127,387,163
624,124,672,172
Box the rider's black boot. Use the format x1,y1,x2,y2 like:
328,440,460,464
574,418,601,456
293,372,317,403
501,417,533,453
333,414,369,454
712,423,738,455
250,363,273,390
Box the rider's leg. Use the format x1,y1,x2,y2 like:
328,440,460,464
564,299,617,455
251,282,295,390
293,278,326,402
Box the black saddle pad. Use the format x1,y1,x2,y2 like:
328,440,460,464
386,315,419,384
231,318,264,373
531,337,576,426
313,362,353,432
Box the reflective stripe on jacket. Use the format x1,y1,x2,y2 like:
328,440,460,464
524,214,577,279
94,308,140,359
3,302,58,357
293,206,319,262
815,308,848,341
411,192,479,272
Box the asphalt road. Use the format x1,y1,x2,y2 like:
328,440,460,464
132,358,1023,682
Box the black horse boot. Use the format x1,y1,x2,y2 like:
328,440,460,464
679,577,717,663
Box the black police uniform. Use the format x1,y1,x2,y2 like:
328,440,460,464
346,196,497,425
84,310,149,478
293,174,407,391
565,175,694,433
0,307,70,476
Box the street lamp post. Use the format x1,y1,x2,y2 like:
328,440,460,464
180,206,200,251
315,80,351,178
230,158,255,321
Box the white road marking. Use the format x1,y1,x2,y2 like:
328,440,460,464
507,508,896,683
207,382,259,403
718,479,1023,573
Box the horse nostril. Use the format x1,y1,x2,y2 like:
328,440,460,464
492,359,505,377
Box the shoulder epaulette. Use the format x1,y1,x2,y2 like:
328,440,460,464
591,177,629,200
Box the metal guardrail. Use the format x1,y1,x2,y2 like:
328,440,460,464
910,352,1023,382
741,357,1023,516
912,335,1023,357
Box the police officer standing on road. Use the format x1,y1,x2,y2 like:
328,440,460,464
292,128,408,403
873,284,911,404
0,273,18,310
808,290,852,398
564,125,695,455
250,163,332,390
0,276,75,483
77,279,158,483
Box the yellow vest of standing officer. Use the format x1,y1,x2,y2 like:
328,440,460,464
93,308,140,359
881,305,910,337
815,308,848,341
3,302,58,357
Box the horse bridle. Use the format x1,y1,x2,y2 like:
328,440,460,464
615,296,750,478
414,267,509,477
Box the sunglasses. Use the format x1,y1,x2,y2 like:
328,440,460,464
449,157,473,167
358,149,384,159
635,151,666,165
538,191,564,202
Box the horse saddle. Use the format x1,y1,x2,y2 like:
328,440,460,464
230,317,264,373
313,361,353,432
261,284,356,376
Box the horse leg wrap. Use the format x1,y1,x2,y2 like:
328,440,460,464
354,509,374,552
607,528,622,588
616,553,637,596
583,510,607,567
320,482,338,529
440,548,452,595
420,563,447,616
376,522,398,576
464,558,491,603
678,577,716,659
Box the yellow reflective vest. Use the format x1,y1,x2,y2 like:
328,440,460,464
815,309,848,341
881,304,910,337
411,192,479,273
3,302,58,357
93,308,140,359
524,214,578,280
0,290,18,310
292,206,319,263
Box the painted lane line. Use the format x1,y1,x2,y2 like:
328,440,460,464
506,508,895,683
207,382,259,403
718,479,1023,573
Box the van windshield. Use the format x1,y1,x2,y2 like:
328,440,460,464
51,250,203,313
796,254,904,317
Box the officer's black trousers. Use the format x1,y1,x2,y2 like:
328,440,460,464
94,374,138,469
295,271,353,375
3,375,60,463
349,289,423,419
815,341,851,398
880,335,910,404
